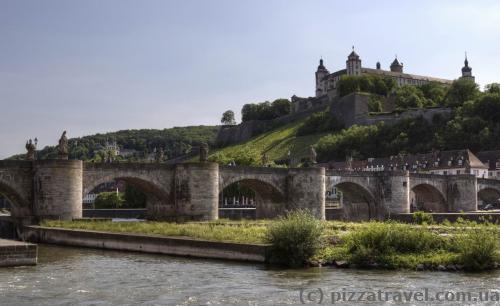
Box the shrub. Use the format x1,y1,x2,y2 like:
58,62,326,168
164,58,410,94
455,227,498,270
94,192,124,209
412,211,434,225
343,223,446,267
266,210,324,267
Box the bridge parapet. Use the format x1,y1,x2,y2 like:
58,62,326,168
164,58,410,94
0,160,33,169
83,162,176,171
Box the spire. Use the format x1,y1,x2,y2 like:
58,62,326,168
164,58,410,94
317,57,328,72
462,52,472,75
348,45,359,59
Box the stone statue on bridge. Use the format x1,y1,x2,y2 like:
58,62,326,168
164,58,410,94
199,143,209,162
261,153,269,167
155,147,165,163
25,139,36,161
58,131,69,160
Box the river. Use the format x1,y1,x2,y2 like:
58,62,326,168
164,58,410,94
0,245,499,305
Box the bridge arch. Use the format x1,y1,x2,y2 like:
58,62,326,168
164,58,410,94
83,174,173,219
333,181,377,221
411,183,447,212
219,178,286,219
477,187,500,207
0,180,30,218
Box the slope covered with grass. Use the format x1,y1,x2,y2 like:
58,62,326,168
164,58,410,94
209,119,328,165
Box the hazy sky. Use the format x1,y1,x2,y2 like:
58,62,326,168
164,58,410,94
1,0,499,158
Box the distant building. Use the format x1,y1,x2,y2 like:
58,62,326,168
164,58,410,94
326,149,489,178
314,47,469,99
83,193,97,205
119,148,139,158
291,48,475,116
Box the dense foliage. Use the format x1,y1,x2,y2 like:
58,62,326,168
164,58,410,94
316,82,500,161
241,98,291,122
296,111,343,136
337,75,396,97
9,126,219,161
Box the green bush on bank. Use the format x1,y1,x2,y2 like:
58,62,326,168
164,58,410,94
454,227,498,271
343,222,447,267
266,210,324,267
412,211,434,225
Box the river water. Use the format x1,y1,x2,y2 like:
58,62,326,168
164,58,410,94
0,245,499,305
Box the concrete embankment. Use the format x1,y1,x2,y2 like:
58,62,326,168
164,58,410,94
21,226,270,263
0,239,37,267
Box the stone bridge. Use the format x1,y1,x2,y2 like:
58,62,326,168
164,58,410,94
0,159,495,222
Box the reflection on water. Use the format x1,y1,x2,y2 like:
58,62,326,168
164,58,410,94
0,245,499,305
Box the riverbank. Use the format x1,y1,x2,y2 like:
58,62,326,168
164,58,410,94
39,218,500,271
0,238,37,267
21,225,269,262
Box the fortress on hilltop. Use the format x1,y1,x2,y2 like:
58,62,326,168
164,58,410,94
290,48,475,126
217,48,477,146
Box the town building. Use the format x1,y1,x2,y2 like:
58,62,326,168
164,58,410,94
476,150,500,179
326,149,489,178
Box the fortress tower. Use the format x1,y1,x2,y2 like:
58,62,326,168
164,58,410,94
315,59,330,97
346,47,361,76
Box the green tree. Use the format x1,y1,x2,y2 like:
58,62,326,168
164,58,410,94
485,83,500,94
337,75,360,97
445,78,480,108
418,82,447,106
270,99,291,117
394,85,426,109
221,110,236,125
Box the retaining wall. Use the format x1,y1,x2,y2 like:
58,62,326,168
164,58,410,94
21,226,270,263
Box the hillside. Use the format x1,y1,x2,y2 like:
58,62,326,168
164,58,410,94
8,125,219,162
208,80,500,166
207,118,327,166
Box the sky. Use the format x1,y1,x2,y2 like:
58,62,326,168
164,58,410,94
1,0,499,158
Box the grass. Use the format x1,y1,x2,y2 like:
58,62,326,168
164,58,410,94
41,219,500,270
317,222,500,270
41,220,268,244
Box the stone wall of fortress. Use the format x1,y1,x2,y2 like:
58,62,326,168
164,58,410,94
331,92,453,128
